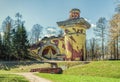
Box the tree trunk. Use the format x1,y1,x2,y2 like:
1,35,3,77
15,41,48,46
116,36,119,59
114,39,116,59
102,30,104,60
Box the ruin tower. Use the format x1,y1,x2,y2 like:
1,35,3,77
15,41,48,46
57,8,91,61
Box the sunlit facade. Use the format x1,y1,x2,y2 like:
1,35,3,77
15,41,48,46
31,9,91,61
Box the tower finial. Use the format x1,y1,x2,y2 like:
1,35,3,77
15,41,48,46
69,8,80,19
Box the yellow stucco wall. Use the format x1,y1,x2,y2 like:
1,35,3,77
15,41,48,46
51,37,65,55
60,25,87,60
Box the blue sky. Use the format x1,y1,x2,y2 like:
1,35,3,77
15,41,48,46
0,0,117,39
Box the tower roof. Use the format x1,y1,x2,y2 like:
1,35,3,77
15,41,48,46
57,8,91,29
57,17,91,29
70,8,81,13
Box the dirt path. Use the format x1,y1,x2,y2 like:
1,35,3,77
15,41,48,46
14,73,51,82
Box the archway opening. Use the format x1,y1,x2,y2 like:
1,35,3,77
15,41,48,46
42,46,57,59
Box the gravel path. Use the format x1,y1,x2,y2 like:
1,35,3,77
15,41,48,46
15,73,51,82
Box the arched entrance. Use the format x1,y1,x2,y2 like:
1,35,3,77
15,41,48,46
38,44,60,60
42,46,57,59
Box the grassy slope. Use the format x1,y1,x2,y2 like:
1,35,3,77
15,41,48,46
0,74,29,82
0,61,120,82
36,73,120,82
36,61,120,82
0,61,82,73
64,61,120,78
0,63,51,73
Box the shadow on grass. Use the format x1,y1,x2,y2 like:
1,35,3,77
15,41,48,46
0,61,44,71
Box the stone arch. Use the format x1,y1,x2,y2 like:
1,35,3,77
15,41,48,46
38,43,60,60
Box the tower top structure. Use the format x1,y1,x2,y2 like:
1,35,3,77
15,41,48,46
57,8,90,29
69,8,80,19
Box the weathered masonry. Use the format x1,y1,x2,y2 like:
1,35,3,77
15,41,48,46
31,8,91,61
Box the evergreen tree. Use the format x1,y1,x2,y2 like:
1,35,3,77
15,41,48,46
0,33,2,59
19,24,29,59
0,13,30,61
12,24,29,60
12,27,19,60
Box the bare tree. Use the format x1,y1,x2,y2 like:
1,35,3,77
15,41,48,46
109,4,120,59
2,16,13,33
31,24,43,43
94,17,107,60
90,38,96,60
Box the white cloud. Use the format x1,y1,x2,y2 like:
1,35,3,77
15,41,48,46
47,28,56,32
84,18,96,28
84,18,91,22
91,24,96,28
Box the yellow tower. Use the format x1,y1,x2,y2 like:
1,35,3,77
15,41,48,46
57,8,91,61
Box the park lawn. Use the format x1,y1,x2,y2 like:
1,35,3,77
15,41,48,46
36,73,120,82
35,61,120,82
0,61,120,82
0,61,83,73
0,63,51,73
64,61,120,78
0,74,29,82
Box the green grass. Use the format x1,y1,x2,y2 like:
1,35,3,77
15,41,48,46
64,61,120,78
0,61,83,73
0,74,29,82
36,73,120,82
1,61,120,82
35,61,120,82
0,63,51,73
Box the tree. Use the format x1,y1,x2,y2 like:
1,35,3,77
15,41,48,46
0,13,30,61
31,24,43,43
90,38,96,60
94,17,107,60
115,4,120,13
12,24,29,60
2,16,13,60
20,24,29,59
2,16,13,33
15,12,24,27
10,13,29,60
109,4,120,59
0,33,2,59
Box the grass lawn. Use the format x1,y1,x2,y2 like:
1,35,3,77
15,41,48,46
36,73,120,82
0,61,83,73
0,74,29,82
0,62,51,73
35,61,120,82
0,61,120,82
64,61,120,78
